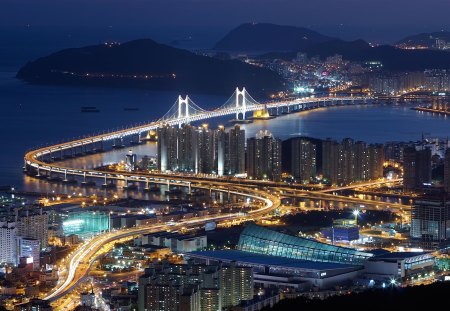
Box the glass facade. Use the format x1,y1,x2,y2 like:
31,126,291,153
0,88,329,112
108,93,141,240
62,211,109,237
238,224,373,265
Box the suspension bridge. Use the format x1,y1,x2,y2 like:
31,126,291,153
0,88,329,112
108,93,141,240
24,87,370,186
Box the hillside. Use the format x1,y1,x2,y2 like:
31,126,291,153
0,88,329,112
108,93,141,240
17,39,286,96
213,23,333,52
396,31,450,48
257,39,450,71
302,39,450,71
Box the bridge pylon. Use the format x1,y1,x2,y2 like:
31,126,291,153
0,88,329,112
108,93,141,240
235,87,247,120
178,95,189,128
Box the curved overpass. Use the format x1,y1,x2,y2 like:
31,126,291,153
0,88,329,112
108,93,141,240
24,96,369,187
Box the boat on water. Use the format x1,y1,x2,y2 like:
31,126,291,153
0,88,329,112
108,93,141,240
123,107,139,111
81,106,100,112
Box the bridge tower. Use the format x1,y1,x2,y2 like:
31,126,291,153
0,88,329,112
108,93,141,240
235,87,247,120
177,95,189,128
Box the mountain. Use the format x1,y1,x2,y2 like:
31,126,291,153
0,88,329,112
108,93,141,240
302,39,450,71
17,39,285,96
257,38,450,71
213,23,333,52
396,31,450,48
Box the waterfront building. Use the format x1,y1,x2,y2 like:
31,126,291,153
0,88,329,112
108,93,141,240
403,146,432,191
410,195,450,249
368,144,384,180
227,125,246,176
290,138,316,183
158,124,245,176
247,130,282,181
15,208,48,249
157,124,179,172
179,124,199,173
322,139,384,186
0,221,17,265
197,124,215,174
322,138,340,185
125,150,137,172
424,69,450,91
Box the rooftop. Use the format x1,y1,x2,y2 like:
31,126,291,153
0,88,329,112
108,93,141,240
188,250,361,272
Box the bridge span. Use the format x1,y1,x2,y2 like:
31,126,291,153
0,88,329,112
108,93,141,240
24,88,370,186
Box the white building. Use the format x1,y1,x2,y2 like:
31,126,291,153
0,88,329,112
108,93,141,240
0,222,17,265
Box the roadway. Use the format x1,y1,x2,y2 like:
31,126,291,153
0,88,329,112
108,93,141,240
43,185,280,307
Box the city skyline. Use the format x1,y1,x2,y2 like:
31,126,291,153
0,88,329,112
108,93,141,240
2,1,450,310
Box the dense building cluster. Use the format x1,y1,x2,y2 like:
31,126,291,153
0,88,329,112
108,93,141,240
157,124,245,176
157,125,385,185
0,208,48,267
321,138,384,186
138,260,253,311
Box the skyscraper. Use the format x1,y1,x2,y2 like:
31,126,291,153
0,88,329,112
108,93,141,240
354,141,369,182
197,124,214,174
157,125,179,172
411,194,450,249
247,130,282,181
178,124,198,173
368,144,385,180
220,261,253,309
15,208,48,249
323,139,384,186
322,138,340,185
290,138,316,183
227,125,246,176
444,148,450,193
403,146,431,191
0,222,17,265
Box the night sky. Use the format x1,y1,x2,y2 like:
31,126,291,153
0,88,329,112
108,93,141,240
1,0,450,43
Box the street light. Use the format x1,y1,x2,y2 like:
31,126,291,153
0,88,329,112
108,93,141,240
353,209,360,225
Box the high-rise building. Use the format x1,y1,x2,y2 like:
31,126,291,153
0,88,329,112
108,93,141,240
323,139,384,185
157,125,179,172
411,195,450,249
158,124,245,176
354,141,369,182
220,262,253,309
403,147,432,191
247,130,282,181
197,124,214,174
227,125,246,176
368,144,385,180
0,222,17,265
15,209,48,249
18,237,40,269
444,148,450,193
125,149,137,172
290,138,316,183
178,124,198,173
322,138,340,185
138,261,243,311
340,138,355,185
